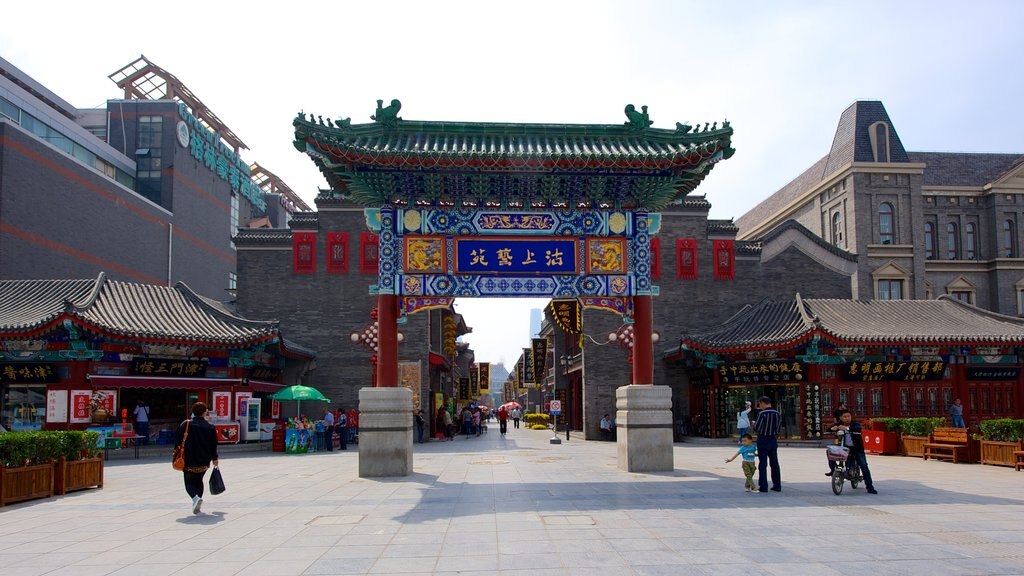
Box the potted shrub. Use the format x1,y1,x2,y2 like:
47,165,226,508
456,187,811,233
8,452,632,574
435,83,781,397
0,431,60,506
897,417,945,457
979,419,1024,467
54,431,103,495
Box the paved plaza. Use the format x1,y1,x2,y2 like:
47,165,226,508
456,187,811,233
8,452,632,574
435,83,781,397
1,428,1023,576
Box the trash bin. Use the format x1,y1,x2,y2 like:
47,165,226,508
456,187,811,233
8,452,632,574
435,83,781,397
863,430,897,455
272,427,285,452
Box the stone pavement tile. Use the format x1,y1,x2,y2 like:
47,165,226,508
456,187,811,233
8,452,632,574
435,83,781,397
618,549,690,566
543,528,604,541
319,544,386,560
380,543,446,558
389,531,445,545
606,537,668,552
552,537,610,553
659,536,729,552
632,565,699,576
794,546,873,562
368,556,438,574
763,563,844,576
332,533,395,546
40,565,123,576
170,561,252,576
166,537,240,551
434,554,498,572
834,560,968,576
234,559,316,576
942,557,1024,575
302,556,376,575
143,549,214,564
259,546,329,562
499,552,563,570
76,550,155,566
198,547,266,564
556,550,629,568
498,537,556,555
108,563,189,576
737,546,809,564
696,564,775,576
6,551,84,567
281,534,344,548
439,540,498,556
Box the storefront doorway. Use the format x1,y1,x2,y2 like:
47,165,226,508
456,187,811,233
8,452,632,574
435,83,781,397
719,384,802,439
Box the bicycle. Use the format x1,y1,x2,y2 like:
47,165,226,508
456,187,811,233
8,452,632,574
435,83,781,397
826,431,863,495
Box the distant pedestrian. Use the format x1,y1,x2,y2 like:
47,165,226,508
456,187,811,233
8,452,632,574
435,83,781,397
337,407,348,450
442,407,454,441
323,408,335,452
736,401,751,442
600,413,614,441
752,396,782,493
497,406,509,436
725,434,758,492
472,409,481,436
415,409,426,443
950,398,965,428
133,400,150,445
511,407,522,429
174,402,219,515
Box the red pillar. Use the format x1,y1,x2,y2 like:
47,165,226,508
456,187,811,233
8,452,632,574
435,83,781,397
632,295,654,386
376,294,398,387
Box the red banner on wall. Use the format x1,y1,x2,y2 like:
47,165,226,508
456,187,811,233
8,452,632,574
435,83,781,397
326,232,349,273
650,238,661,279
713,240,735,280
677,238,698,280
360,232,379,274
293,232,316,274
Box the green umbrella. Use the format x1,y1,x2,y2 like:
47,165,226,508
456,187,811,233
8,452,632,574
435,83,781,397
270,385,330,418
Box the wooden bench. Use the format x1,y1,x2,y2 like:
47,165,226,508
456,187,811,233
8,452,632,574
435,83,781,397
1015,451,1024,472
923,427,969,464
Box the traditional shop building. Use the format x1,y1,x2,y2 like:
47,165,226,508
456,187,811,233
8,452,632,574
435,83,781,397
0,274,315,436
672,295,1024,440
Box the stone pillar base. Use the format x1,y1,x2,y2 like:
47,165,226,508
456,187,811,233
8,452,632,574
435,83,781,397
358,387,413,478
616,385,674,472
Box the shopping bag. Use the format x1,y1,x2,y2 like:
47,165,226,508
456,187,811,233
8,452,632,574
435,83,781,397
209,466,226,495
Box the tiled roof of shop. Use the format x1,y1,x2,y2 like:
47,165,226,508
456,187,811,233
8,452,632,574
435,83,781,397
288,212,319,229
706,219,738,235
909,152,1024,187
679,295,1024,353
735,241,762,257
233,228,292,244
0,278,96,332
0,274,312,354
680,195,711,211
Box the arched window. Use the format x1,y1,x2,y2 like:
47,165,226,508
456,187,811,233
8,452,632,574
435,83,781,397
947,223,959,259
1004,220,1017,258
924,222,935,259
831,212,843,246
965,223,977,260
879,203,895,244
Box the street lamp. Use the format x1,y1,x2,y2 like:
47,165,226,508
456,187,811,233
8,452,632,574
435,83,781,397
560,354,571,442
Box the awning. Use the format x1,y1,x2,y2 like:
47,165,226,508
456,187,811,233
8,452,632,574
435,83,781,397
247,379,286,393
87,375,241,389
429,352,450,369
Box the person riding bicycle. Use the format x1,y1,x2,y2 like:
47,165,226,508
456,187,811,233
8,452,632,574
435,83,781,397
828,409,878,494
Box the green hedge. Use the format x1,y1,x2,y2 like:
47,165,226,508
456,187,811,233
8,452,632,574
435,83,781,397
524,413,550,425
873,417,946,436
0,431,101,468
978,419,1024,442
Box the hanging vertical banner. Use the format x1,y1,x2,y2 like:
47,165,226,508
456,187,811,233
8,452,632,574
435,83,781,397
713,240,735,280
532,338,548,383
326,232,348,273
522,347,535,384
271,399,281,419
458,377,470,401
469,363,479,398
515,354,525,392
548,299,581,334
677,238,698,279
479,363,490,392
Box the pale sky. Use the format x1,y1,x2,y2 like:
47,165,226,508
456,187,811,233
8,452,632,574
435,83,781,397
3,1,1022,366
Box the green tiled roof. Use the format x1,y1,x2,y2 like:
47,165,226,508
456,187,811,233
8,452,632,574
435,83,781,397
293,104,734,211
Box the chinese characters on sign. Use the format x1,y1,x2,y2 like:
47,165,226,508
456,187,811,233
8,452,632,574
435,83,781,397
478,363,490,392
531,338,548,383
459,377,470,402
966,367,1020,380
469,364,479,398
841,361,946,382
249,366,281,380
718,361,805,384
454,238,578,274
548,299,582,334
46,390,68,424
804,384,822,438
0,363,59,384
130,358,208,377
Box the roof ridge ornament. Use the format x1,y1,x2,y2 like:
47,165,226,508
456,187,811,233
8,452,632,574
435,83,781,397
372,99,402,129
623,104,653,132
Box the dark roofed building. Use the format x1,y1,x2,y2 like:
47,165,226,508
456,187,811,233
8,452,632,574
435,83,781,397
672,294,1024,439
736,100,1024,316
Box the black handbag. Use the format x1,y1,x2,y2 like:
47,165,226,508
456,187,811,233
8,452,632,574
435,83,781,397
209,466,226,495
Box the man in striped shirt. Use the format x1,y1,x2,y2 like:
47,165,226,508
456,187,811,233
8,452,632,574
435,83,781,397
753,396,782,493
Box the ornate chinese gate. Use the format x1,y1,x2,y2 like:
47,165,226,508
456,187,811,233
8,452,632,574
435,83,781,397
294,101,734,475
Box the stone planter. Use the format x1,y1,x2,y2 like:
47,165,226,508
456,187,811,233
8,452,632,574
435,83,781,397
55,456,104,495
980,439,1024,467
0,462,54,506
899,434,929,457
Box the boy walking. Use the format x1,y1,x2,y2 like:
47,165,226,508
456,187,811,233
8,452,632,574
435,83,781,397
725,433,758,492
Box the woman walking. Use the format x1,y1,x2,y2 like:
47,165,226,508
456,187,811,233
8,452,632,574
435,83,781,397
174,402,219,514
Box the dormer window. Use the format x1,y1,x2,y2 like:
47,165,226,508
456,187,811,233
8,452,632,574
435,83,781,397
869,121,890,163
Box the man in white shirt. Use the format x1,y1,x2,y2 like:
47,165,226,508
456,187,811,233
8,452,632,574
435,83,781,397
323,408,335,452
133,400,150,444
511,408,522,429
